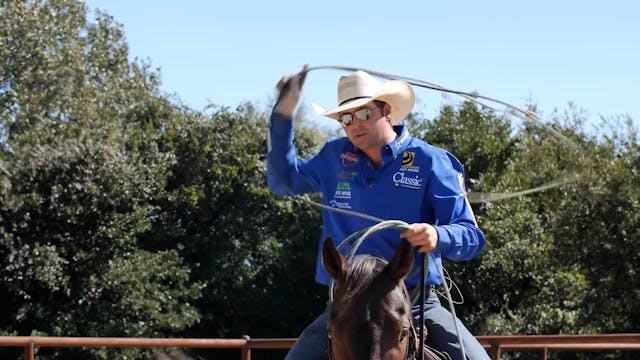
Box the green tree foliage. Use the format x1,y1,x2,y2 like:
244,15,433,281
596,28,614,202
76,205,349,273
415,102,516,186
413,104,639,350
144,103,325,342
1,1,202,359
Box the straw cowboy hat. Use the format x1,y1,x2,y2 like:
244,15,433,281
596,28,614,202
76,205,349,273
320,71,415,125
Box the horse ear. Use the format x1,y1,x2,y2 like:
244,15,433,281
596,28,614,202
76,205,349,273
322,237,347,283
387,238,415,282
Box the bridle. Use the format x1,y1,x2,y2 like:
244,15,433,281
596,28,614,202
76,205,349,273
326,320,417,360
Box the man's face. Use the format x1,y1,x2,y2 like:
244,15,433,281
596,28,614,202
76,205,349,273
339,102,394,152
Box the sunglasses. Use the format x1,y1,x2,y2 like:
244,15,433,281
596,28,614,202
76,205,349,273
338,107,378,127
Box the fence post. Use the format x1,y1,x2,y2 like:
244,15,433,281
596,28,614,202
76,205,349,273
539,347,548,360
24,341,35,360
241,335,251,360
487,344,501,360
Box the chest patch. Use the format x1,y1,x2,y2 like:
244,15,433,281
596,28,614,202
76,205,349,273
340,152,359,167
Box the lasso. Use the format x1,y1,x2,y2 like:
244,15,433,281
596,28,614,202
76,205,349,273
301,65,581,203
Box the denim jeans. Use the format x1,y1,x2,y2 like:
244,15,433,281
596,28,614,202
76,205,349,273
284,289,489,360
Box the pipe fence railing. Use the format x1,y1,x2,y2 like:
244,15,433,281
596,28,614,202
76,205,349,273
1,334,639,360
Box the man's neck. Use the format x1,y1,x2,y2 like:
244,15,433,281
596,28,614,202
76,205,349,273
361,129,399,169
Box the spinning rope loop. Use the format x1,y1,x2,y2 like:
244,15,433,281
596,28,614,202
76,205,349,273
299,65,581,203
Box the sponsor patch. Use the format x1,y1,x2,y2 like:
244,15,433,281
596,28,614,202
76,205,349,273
340,152,359,167
337,171,358,180
392,171,424,190
334,181,351,199
400,151,420,172
329,199,352,209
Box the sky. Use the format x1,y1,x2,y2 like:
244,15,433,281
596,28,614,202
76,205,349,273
83,0,639,131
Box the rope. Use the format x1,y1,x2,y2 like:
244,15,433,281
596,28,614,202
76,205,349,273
299,65,581,204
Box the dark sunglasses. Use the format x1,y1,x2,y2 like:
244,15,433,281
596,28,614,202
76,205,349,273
338,107,378,127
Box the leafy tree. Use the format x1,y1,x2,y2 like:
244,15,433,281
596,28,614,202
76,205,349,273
544,116,639,335
141,103,325,356
415,101,516,187
1,1,202,359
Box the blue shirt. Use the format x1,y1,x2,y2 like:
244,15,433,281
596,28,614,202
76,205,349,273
267,112,486,287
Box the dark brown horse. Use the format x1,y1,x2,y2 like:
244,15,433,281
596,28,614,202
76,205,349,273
322,237,416,360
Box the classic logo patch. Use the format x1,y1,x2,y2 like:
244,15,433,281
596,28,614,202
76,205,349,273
393,171,424,190
340,152,359,167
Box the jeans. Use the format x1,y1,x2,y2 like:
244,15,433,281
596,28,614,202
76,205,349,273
284,289,489,360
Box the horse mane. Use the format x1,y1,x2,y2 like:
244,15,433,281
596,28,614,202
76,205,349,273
343,254,388,298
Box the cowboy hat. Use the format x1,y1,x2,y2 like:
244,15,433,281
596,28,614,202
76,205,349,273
320,71,415,125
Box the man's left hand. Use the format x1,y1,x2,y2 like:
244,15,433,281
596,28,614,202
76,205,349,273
401,223,438,253
274,65,308,118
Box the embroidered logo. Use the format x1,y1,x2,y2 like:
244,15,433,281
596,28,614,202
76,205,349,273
392,171,424,190
394,131,409,149
334,181,352,199
340,152,359,167
400,151,420,172
329,199,352,209
337,171,358,180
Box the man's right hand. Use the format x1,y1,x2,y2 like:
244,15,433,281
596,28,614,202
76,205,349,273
274,65,308,118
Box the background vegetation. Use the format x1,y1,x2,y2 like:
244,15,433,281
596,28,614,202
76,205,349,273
1,1,638,359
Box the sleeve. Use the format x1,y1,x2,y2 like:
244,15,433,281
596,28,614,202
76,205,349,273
428,151,486,261
266,112,321,196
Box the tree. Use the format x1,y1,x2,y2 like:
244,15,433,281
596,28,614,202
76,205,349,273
138,103,325,360
1,1,201,359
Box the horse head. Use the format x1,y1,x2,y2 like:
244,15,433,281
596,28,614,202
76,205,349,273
322,237,415,360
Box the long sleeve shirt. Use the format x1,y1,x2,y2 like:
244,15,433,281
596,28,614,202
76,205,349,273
266,112,486,287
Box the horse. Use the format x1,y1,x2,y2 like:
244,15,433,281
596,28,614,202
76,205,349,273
322,237,417,360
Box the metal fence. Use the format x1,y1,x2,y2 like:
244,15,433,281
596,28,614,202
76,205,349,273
1,334,639,360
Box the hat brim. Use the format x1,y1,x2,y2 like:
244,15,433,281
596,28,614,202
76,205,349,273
320,80,415,125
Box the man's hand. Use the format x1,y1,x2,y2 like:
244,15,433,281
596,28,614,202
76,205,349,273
401,223,439,253
274,65,308,118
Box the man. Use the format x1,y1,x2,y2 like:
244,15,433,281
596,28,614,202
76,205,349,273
267,68,489,360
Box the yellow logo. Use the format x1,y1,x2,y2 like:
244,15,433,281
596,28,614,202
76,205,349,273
401,151,420,172
402,151,415,167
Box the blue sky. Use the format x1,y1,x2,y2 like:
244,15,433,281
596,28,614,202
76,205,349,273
84,1,639,131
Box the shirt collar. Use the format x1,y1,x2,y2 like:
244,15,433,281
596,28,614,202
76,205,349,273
388,125,411,158
341,125,412,160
